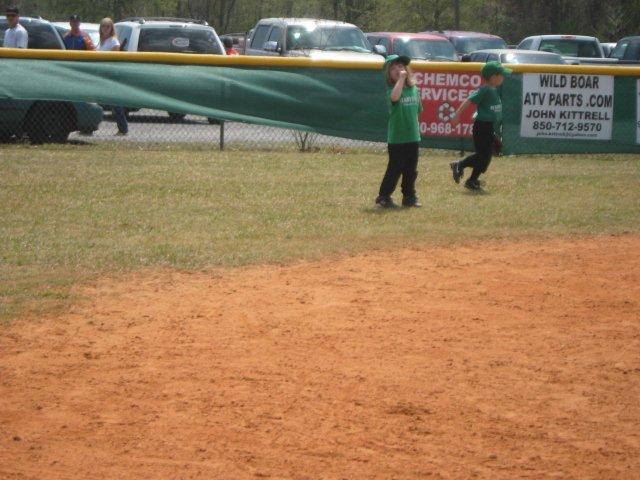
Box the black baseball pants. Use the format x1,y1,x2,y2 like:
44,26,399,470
459,120,494,183
378,141,420,200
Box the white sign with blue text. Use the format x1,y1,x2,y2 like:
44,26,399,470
521,73,614,141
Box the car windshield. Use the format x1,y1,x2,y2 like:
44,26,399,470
137,27,223,54
610,40,629,59
453,37,506,54
286,25,370,53
538,39,600,57
0,21,62,49
500,52,565,64
393,38,456,60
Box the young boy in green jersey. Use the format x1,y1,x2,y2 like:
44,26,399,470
449,61,511,191
375,54,423,208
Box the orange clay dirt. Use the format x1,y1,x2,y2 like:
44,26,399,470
1,235,640,480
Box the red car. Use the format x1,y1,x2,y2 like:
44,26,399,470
366,32,457,61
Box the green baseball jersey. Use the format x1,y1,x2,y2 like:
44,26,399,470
469,85,502,126
387,85,422,144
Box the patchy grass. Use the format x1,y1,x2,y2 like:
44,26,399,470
1,143,638,322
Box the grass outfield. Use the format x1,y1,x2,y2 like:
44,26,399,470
1,144,638,322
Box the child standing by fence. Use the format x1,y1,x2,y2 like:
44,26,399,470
375,54,423,208
449,61,510,191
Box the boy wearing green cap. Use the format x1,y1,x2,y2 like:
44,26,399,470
375,54,423,208
449,61,511,190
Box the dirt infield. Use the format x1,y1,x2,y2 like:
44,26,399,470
1,235,639,479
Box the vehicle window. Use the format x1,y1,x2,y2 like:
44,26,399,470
115,25,133,51
452,37,507,54
268,26,283,44
518,38,534,50
84,28,100,48
0,22,62,49
539,39,600,58
250,24,270,49
137,27,223,54
610,41,628,60
286,25,370,53
393,38,456,60
500,52,564,64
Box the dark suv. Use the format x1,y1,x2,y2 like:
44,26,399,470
610,36,640,62
0,16,63,48
0,17,103,142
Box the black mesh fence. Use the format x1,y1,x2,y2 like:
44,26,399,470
0,100,385,152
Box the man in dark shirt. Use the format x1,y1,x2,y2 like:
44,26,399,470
63,14,95,50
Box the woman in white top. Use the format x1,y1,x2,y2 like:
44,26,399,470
97,17,128,135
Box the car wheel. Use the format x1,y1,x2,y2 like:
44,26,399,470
25,102,75,144
0,131,13,142
168,112,186,121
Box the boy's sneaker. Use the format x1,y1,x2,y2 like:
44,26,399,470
375,195,398,208
450,162,463,184
464,179,481,191
402,197,422,208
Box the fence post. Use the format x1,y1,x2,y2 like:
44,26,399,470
219,120,225,151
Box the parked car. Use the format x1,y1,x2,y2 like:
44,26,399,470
0,16,64,49
0,17,103,142
601,42,616,57
462,49,566,64
115,17,225,121
51,21,100,47
245,18,384,61
517,35,604,59
0,99,103,143
424,30,507,59
609,36,640,61
366,32,456,61
115,17,225,54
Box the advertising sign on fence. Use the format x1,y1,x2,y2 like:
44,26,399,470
415,71,483,138
520,73,614,140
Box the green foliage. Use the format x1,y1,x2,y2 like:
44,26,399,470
16,0,640,41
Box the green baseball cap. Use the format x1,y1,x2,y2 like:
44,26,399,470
384,54,411,68
481,61,512,79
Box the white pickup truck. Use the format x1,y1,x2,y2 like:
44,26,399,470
516,35,605,64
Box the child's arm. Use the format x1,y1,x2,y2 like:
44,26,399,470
390,71,407,103
450,98,471,127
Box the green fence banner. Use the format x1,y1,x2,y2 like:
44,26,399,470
1,50,639,155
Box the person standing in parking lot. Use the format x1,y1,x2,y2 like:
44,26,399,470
96,17,128,136
222,36,239,55
63,14,95,50
375,54,423,208
3,6,28,48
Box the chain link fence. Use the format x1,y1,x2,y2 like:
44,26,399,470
0,100,385,152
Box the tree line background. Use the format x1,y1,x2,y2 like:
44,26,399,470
14,0,640,42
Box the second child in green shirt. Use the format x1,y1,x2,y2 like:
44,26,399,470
375,54,423,208
449,61,511,191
